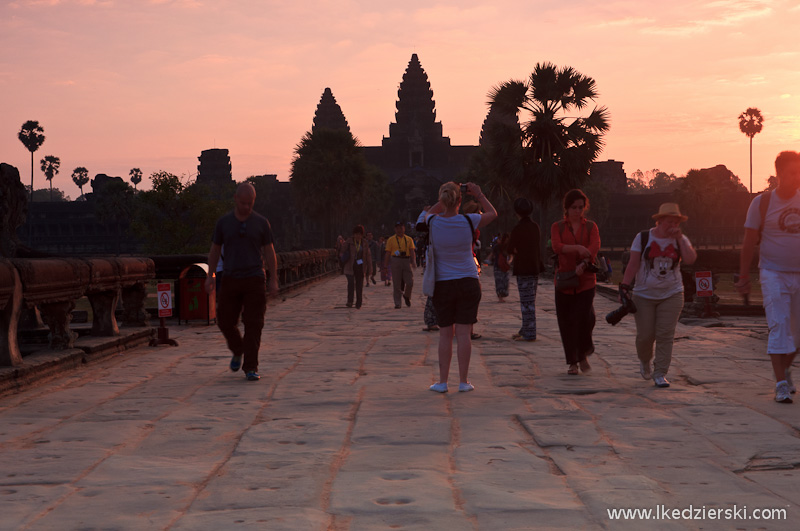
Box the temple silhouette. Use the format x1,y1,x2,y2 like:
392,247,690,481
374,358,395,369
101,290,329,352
9,53,752,255
313,54,479,224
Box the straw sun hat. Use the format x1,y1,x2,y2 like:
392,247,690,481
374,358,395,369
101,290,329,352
652,203,688,221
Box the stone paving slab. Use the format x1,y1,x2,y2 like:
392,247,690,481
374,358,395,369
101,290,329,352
0,271,799,530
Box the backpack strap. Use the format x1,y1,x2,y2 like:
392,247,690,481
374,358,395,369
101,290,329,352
757,190,772,244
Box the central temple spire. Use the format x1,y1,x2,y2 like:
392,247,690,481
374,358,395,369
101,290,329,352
388,54,443,142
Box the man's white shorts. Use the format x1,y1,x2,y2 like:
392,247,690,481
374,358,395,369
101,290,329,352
760,268,800,355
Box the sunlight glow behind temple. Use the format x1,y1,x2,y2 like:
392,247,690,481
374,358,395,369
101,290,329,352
1,0,799,197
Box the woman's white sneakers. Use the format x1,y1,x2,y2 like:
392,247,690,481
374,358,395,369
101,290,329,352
775,381,793,403
429,382,474,393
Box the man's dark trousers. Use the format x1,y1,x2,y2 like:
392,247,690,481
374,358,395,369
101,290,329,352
217,276,267,372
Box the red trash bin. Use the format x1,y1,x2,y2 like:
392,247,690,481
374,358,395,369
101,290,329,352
178,263,216,324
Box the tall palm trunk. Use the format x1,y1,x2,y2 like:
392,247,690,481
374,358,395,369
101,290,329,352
749,136,753,194
30,152,34,202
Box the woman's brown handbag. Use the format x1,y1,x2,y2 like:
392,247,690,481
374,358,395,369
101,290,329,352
555,271,580,290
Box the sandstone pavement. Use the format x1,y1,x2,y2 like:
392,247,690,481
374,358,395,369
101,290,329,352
0,271,798,530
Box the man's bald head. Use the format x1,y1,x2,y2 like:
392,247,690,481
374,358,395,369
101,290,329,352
235,182,256,199
234,183,256,220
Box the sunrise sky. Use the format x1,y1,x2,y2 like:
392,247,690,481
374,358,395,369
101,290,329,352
2,0,799,199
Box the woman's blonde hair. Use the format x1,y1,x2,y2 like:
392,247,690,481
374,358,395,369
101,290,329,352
439,182,461,209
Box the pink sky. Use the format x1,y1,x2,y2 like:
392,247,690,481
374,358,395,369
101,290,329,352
2,0,799,199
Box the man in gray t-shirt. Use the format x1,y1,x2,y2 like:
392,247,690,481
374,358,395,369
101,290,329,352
737,150,800,403
205,183,279,381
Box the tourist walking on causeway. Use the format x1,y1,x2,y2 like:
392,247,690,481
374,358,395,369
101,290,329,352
552,189,600,375
492,233,511,302
365,231,379,286
342,225,372,309
508,198,544,341
621,202,697,388
737,150,800,403
426,182,497,393
205,183,279,381
384,221,416,309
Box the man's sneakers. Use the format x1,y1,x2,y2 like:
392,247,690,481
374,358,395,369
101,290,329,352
653,374,670,388
404,296,411,307
230,354,243,372
786,367,796,394
775,380,793,403
639,361,652,380
246,371,260,381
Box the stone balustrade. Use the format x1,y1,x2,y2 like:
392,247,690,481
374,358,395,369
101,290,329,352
0,249,339,367
0,257,154,367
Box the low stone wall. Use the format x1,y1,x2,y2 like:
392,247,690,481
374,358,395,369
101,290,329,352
151,249,338,296
1,250,339,368
0,257,154,366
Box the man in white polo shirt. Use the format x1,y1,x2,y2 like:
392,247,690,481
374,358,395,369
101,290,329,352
737,150,800,403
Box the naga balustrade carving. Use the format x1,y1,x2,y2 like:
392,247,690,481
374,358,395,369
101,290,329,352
0,257,154,367
1,250,338,367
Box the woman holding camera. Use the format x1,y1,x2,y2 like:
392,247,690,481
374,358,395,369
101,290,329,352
621,203,697,388
551,189,601,375
425,182,497,393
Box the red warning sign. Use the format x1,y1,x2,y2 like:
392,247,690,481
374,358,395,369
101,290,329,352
157,283,173,317
695,271,713,297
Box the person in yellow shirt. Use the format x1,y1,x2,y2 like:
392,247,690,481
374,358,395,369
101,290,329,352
384,221,416,308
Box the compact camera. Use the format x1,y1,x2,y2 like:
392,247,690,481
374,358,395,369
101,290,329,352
460,183,469,195
606,283,637,326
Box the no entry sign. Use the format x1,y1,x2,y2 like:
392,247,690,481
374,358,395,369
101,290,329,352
157,283,173,317
695,271,713,297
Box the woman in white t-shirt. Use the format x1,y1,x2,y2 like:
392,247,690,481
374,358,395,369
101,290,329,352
425,182,497,393
621,203,697,388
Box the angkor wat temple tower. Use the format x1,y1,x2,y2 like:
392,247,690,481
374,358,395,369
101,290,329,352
362,54,478,222
312,88,351,134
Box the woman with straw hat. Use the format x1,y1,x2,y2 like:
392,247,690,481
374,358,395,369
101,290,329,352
621,203,697,388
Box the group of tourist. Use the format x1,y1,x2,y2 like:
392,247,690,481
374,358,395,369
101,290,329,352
203,150,800,404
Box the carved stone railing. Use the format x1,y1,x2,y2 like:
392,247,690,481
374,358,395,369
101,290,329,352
0,257,154,367
151,249,338,297
1,250,338,367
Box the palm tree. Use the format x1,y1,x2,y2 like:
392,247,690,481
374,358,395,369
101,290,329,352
129,167,142,190
486,63,610,206
40,155,61,202
72,167,90,198
18,120,46,201
738,107,763,193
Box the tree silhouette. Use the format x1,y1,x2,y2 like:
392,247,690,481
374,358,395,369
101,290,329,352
486,62,610,207
738,107,763,193
290,128,373,246
130,171,229,254
129,167,142,190
93,178,136,255
18,120,46,201
40,155,61,202
72,167,90,198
